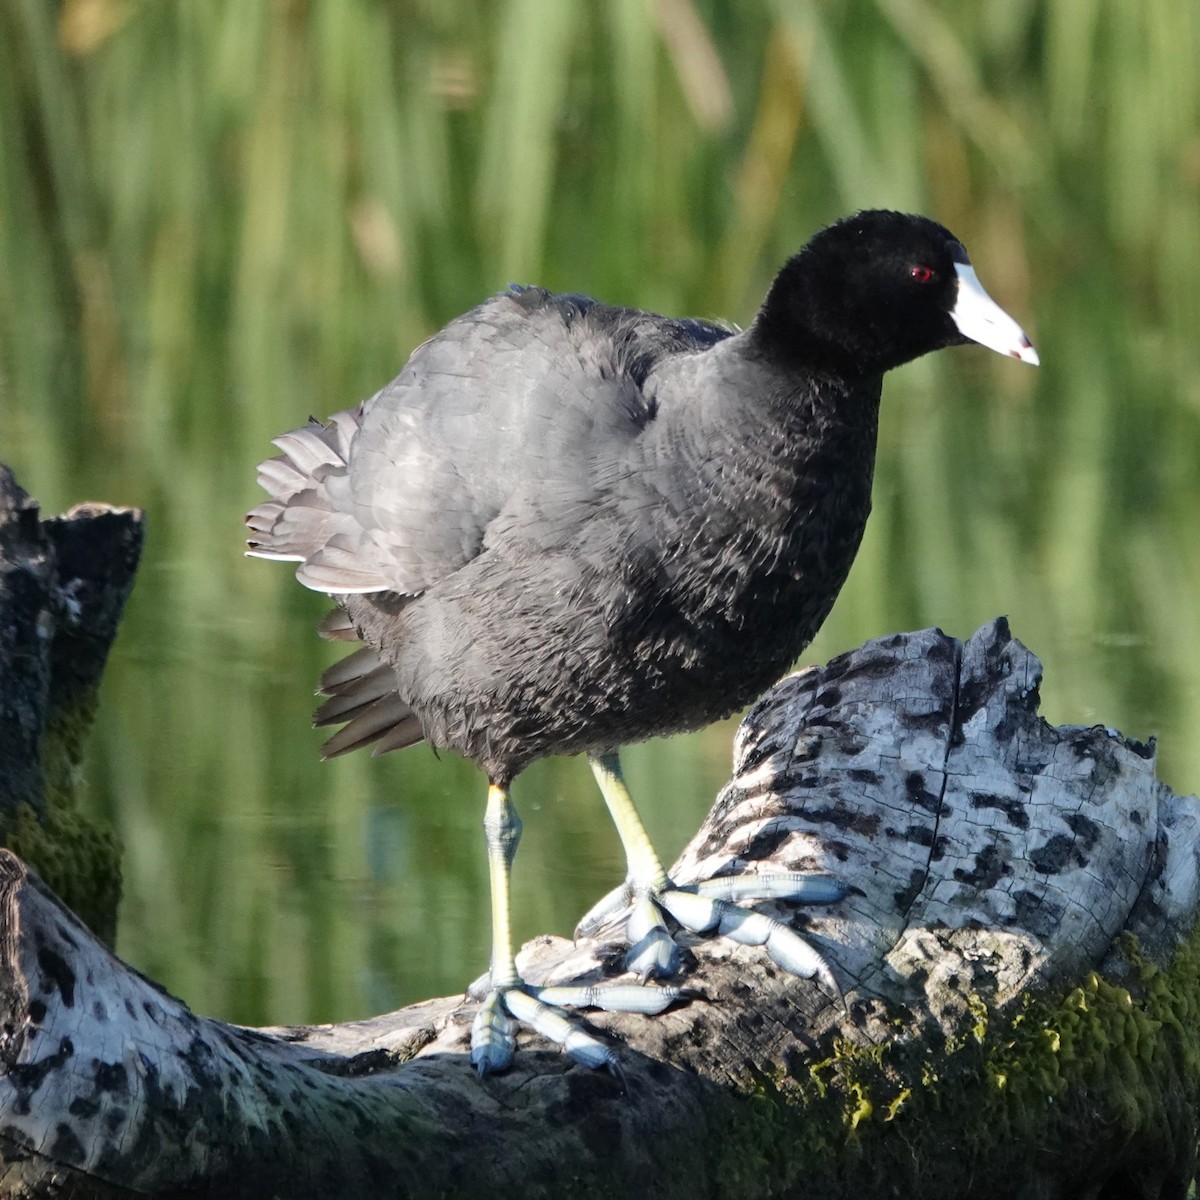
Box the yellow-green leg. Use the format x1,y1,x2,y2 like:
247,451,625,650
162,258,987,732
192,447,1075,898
483,783,521,990
585,751,680,977
470,784,522,1075
588,751,669,892
469,761,844,1076
579,750,846,993
470,780,670,1077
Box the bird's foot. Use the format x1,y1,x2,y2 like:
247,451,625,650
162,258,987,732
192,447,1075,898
468,980,684,1079
576,871,847,995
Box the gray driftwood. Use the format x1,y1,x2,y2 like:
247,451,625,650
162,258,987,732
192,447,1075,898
3,586,1199,1199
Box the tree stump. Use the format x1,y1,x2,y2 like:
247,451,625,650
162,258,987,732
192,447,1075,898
1,462,1197,1199
0,465,141,944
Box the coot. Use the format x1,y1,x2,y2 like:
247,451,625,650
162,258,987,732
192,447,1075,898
247,210,1037,1075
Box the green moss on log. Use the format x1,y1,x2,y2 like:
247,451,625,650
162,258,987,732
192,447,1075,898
707,932,1200,1199
4,638,124,945
8,799,121,947
5,690,121,945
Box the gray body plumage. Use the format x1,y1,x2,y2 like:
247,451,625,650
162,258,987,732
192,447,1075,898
249,284,881,784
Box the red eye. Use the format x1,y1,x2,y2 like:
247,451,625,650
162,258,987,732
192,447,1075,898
910,264,935,283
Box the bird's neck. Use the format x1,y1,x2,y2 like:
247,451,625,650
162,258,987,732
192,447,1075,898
655,335,883,549
745,370,882,547
749,255,857,376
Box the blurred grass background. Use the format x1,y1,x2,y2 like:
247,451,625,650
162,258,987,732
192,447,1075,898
0,0,1198,1027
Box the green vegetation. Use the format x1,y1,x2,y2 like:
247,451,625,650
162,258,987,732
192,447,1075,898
700,932,1200,1198
0,0,1197,1028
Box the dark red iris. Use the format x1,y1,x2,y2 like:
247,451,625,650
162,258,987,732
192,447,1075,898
910,264,935,283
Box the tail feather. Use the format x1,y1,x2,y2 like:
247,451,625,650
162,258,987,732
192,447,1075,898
271,425,345,476
320,693,420,759
245,498,320,560
251,412,426,759
317,606,358,642
313,639,426,758
319,645,380,690
314,662,396,725
256,457,308,496
245,500,284,529
371,715,426,756
245,410,392,593
295,542,391,592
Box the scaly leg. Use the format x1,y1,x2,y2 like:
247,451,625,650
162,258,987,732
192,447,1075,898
578,751,845,996
586,751,681,978
469,782,680,1077
468,784,522,1075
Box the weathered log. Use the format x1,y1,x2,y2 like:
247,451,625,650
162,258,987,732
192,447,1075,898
0,465,141,944
2,611,1198,1200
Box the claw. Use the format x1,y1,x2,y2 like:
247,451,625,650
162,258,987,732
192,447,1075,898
575,865,846,1028
763,923,840,995
471,983,673,1076
565,1026,623,1076
625,894,680,977
625,929,680,978
713,902,838,994
662,883,842,1001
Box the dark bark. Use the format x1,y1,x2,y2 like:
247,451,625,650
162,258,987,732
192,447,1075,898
0,465,141,943
1,462,1197,1198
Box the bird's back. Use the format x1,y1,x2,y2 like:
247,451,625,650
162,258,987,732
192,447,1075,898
251,288,730,589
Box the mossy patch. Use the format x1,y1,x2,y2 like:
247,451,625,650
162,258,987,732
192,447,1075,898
4,690,121,945
703,932,1200,1199
7,799,121,946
